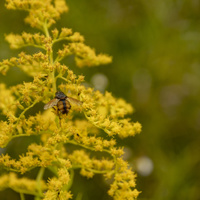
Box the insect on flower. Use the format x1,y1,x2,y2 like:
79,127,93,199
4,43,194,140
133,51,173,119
44,91,82,116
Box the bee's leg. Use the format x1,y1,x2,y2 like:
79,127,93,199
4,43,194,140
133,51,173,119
59,115,62,127
52,107,57,114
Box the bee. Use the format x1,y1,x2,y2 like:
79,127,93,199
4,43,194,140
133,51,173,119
44,91,82,116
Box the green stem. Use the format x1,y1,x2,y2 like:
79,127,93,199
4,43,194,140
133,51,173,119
20,193,25,200
47,166,58,176
66,140,111,155
43,20,57,93
43,21,50,37
18,100,38,119
12,130,53,138
12,188,40,196
52,38,70,46
65,169,74,191
76,193,83,200
56,142,64,157
51,70,57,93
17,44,46,50
72,165,114,175
57,75,68,82
1,129,54,148
35,167,45,200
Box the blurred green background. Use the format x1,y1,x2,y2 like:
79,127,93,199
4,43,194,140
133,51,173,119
1,0,200,200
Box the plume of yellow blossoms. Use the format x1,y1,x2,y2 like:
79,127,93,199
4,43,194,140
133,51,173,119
0,1,142,200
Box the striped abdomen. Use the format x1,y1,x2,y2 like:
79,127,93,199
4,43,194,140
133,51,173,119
57,99,71,114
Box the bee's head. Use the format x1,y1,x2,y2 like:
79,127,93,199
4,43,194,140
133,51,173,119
55,91,66,99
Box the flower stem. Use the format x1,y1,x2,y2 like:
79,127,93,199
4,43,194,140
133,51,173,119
65,169,74,191
35,167,45,200
20,193,25,200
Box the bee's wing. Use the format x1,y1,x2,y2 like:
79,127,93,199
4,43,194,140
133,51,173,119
67,97,82,106
44,98,60,110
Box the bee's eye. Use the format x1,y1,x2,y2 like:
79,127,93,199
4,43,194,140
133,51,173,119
55,91,66,99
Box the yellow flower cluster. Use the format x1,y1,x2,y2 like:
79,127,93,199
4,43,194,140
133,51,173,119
6,0,68,30
0,84,17,115
0,1,142,200
44,167,73,200
0,173,47,196
108,158,141,200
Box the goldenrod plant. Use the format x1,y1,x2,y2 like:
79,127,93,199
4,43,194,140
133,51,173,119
0,1,142,200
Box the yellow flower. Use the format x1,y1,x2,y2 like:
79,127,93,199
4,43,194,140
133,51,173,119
0,0,141,199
